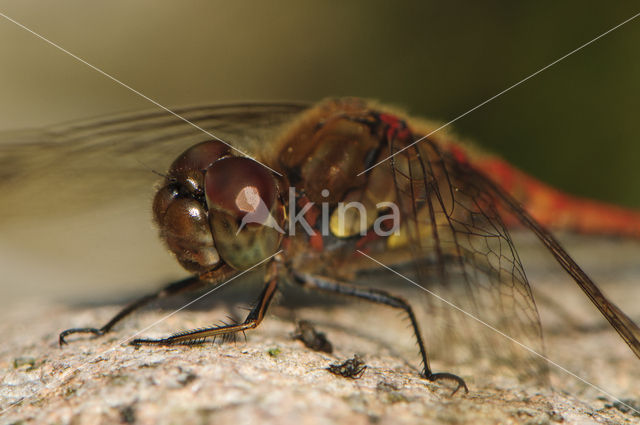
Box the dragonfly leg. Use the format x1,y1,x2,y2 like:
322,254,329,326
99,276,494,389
130,273,278,346
59,275,207,346
293,272,468,395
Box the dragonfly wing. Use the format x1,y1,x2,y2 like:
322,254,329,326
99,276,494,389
474,160,640,361
380,138,549,382
0,102,309,225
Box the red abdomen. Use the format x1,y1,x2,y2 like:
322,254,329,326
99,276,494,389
460,147,640,238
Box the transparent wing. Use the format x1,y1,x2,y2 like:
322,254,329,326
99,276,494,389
379,138,549,383
476,157,640,361
378,134,640,383
0,102,308,225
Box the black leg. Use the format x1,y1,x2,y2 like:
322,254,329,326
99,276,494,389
130,267,279,346
59,275,208,345
293,272,468,395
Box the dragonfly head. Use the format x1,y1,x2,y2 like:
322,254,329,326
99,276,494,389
153,141,285,273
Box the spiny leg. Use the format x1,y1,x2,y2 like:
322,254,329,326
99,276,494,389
293,272,468,395
59,275,208,345
130,273,278,346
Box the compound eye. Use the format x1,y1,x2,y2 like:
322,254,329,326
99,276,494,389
205,157,284,270
168,140,231,192
158,198,220,273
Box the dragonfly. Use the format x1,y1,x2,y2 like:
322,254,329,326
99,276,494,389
2,98,639,395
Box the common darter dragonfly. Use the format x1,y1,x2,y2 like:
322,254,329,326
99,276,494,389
2,98,639,394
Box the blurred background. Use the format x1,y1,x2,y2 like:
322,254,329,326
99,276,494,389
1,1,638,206
0,2,639,305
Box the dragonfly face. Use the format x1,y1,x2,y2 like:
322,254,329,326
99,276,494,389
153,140,285,272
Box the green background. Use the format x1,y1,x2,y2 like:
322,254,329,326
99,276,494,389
1,1,639,207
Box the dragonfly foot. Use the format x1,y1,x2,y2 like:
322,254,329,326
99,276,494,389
59,327,105,346
424,371,469,396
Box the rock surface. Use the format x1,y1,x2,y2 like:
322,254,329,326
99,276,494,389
2,275,639,425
